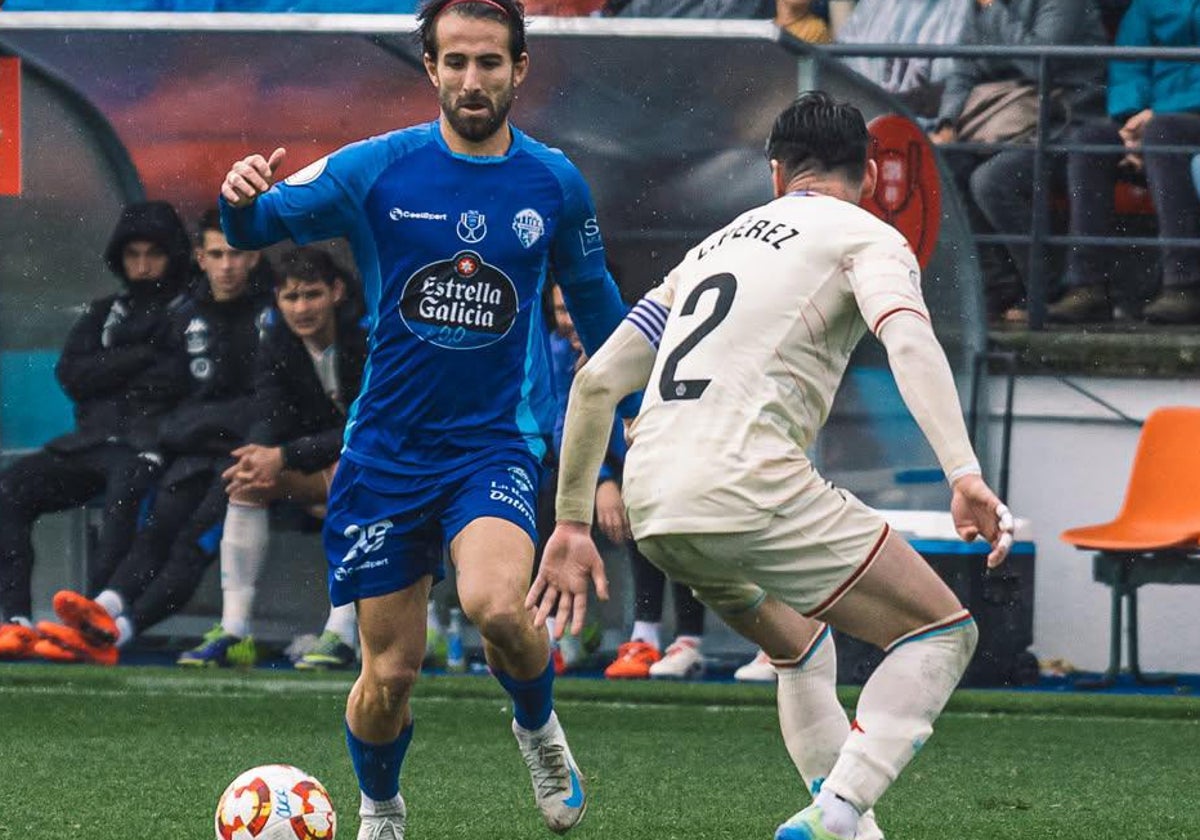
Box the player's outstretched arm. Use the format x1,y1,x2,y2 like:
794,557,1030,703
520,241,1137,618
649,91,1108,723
876,313,1015,566
527,319,658,636
221,147,286,208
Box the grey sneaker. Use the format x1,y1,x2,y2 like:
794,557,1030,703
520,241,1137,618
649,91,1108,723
357,797,406,840
512,711,586,833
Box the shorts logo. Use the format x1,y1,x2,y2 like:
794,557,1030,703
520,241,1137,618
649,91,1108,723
333,520,394,582
512,208,544,249
399,251,519,350
457,210,487,244
579,216,603,256
284,156,328,187
507,466,533,494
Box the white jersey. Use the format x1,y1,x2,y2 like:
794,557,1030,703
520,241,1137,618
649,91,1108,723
623,192,928,538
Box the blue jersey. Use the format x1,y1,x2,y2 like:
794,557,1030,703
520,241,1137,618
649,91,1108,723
221,121,626,477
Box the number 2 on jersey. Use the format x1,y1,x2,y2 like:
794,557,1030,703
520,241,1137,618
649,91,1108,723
658,272,737,402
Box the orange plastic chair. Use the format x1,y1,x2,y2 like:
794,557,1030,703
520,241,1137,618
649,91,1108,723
1060,406,1200,688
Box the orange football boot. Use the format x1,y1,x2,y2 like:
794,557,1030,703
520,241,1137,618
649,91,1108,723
0,623,38,659
34,621,118,666
52,590,118,646
603,640,661,679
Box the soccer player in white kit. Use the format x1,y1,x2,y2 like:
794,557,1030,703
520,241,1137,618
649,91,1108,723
527,92,1014,840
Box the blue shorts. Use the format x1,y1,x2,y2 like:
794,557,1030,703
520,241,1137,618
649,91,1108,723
324,448,543,606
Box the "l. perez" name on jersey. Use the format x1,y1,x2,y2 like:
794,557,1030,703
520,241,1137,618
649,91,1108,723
696,214,801,260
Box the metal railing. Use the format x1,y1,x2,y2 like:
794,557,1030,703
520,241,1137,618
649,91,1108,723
811,42,1200,330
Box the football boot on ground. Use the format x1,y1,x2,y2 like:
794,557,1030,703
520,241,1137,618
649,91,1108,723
33,621,118,665
52,590,118,646
357,796,406,840
648,638,705,680
295,630,356,671
734,649,778,683
513,711,586,833
602,640,660,679
0,622,38,659
775,803,853,840
177,624,257,668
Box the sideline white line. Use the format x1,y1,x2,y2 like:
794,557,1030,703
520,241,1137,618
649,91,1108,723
0,682,1193,725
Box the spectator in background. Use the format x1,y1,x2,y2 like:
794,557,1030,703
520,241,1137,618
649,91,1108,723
35,208,272,664
176,246,369,670
775,0,832,44
524,0,605,13
930,0,1107,322
602,0,773,18
0,201,191,662
1048,0,1200,325
835,0,971,117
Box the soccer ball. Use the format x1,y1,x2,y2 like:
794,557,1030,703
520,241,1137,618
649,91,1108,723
215,764,336,840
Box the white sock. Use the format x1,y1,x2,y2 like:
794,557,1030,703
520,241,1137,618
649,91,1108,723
324,602,357,647
630,620,660,650
359,792,404,817
95,590,125,618
219,503,269,638
8,616,32,628
115,615,135,648
825,612,978,812
775,626,846,791
776,627,883,838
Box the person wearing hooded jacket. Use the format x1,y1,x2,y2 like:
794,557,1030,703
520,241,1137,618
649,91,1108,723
0,201,193,661
39,208,274,663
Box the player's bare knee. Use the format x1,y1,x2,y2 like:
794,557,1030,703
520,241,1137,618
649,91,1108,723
464,600,527,649
361,657,419,711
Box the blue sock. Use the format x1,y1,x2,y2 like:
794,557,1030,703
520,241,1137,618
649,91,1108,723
495,657,555,730
345,719,413,801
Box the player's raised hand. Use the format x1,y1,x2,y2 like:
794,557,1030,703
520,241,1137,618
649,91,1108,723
526,521,609,639
221,147,286,208
950,473,1014,569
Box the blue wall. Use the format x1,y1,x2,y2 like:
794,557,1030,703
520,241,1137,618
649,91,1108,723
0,351,74,451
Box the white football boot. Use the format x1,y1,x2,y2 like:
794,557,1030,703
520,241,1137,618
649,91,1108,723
357,795,406,840
648,638,705,680
734,649,778,683
512,711,586,833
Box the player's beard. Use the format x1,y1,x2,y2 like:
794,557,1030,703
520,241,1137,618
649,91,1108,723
442,86,514,144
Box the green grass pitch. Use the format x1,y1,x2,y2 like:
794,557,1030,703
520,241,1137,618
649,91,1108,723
1,664,1198,839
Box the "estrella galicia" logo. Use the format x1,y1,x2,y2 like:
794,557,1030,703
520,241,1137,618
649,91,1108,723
457,210,487,244
399,251,518,350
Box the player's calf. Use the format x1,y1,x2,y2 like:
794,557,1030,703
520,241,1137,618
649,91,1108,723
822,611,978,816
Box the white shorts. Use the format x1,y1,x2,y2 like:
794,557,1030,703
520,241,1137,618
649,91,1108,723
634,467,889,618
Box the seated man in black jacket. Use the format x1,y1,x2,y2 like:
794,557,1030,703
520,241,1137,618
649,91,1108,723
0,201,192,661
176,246,368,669
38,208,272,663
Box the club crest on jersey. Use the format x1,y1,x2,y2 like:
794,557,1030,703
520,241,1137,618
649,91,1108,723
512,208,545,249
457,210,487,244
185,317,210,354
399,250,519,350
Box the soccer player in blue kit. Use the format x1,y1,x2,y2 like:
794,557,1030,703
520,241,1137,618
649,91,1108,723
218,2,626,837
